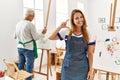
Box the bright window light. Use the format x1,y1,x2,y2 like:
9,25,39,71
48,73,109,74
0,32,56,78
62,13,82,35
23,0,43,30
56,0,68,48
77,2,84,12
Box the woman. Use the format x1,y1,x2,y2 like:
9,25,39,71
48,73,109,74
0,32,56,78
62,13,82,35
49,9,95,80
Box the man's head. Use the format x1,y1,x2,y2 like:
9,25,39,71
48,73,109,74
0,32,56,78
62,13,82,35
25,8,35,21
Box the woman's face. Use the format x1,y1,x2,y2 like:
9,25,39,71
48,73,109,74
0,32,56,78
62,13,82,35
73,12,84,27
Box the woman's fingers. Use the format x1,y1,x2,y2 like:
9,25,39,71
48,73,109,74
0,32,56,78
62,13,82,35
63,19,69,26
65,19,69,23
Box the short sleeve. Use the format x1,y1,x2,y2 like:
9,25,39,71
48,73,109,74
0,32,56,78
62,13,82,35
57,28,70,40
88,30,96,45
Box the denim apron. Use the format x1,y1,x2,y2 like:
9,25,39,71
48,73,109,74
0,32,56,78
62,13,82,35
61,36,89,80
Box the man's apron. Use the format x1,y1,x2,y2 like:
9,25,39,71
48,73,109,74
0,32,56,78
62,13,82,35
18,40,38,58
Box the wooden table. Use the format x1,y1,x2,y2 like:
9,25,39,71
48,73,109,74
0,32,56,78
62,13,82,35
50,50,57,65
50,49,65,71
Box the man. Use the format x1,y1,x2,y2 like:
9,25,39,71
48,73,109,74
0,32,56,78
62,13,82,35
14,8,47,80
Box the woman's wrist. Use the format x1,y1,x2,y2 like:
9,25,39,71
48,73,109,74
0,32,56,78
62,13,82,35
58,25,63,29
56,26,62,32
89,68,93,71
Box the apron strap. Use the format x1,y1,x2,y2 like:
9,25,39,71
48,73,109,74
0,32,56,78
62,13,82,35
33,40,38,58
18,40,38,58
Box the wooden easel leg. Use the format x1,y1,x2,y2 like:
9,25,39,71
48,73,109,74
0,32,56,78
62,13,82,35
98,70,101,80
47,50,53,80
55,54,57,70
118,74,120,80
106,72,109,80
39,49,44,72
92,69,97,80
111,73,116,80
47,52,49,80
49,51,52,76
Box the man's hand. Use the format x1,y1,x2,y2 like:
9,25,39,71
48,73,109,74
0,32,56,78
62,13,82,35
42,28,47,34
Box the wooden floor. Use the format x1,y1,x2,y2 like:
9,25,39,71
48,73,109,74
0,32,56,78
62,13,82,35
32,65,119,80
0,65,119,80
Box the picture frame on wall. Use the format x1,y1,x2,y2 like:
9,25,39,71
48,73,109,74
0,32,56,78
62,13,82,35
116,26,119,29
101,24,108,30
115,17,120,23
98,17,106,23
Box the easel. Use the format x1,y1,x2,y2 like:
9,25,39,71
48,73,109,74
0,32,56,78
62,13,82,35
92,0,120,80
33,0,52,80
33,48,52,80
93,68,120,80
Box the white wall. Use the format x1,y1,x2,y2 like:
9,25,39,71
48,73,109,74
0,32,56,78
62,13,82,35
87,0,120,33
68,0,88,14
0,0,23,70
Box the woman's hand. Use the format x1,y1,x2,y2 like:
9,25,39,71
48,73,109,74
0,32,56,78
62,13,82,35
48,19,69,40
59,19,69,28
87,69,94,80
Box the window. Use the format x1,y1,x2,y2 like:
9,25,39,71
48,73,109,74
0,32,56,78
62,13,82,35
56,0,68,48
23,0,43,30
56,0,68,27
77,2,84,12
